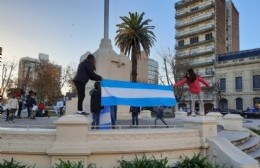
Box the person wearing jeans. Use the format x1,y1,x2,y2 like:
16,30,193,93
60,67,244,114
174,68,209,116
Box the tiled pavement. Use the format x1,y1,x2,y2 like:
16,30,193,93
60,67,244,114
0,111,259,130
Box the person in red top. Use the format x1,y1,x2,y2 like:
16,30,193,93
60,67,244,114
173,68,209,116
38,101,45,117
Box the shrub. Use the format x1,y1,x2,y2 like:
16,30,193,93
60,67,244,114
175,153,215,168
117,155,169,168
248,127,260,135
52,159,97,168
0,158,35,168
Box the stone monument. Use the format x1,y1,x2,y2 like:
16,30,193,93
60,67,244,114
66,0,135,119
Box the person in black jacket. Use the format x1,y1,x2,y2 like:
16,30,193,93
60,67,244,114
73,54,102,114
90,81,102,129
130,106,141,126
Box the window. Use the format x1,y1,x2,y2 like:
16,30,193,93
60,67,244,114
220,78,226,91
253,75,260,90
178,40,184,47
190,36,199,44
190,6,199,12
205,33,213,40
236,98,243,111
235,77,242,91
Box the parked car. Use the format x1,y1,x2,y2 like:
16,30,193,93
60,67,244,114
241,108,260,118
227,109,242,115
210,108,228,115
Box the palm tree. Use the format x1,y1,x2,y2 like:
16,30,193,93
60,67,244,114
115,12,156,82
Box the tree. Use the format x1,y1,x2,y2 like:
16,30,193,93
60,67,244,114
158,49,191,107
31,61,62,104
0,60,17,99
115,12,156,82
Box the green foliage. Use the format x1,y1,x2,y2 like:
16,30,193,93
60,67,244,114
248,127,260,135
0,158,35,168
117,155,169,168
175,153,215,168
52,159,97,168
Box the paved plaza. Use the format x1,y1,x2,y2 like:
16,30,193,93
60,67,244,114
0,110,259,130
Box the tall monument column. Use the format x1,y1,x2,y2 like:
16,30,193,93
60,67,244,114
104,0,109,39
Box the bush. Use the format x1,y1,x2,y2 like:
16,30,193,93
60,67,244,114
175,153,223,168
117,155,169,168
248,127,260,135
0,158,35,168
52,159,96,168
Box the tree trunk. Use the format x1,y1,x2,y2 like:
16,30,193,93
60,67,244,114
131,48,138,82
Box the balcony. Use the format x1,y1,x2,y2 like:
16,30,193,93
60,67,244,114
199,71,215,77
176,1,215,19
175,47,215,59
191,59,215,67
175,38,214,50
176,13,215,29
175,0,200,9
175,24,214,39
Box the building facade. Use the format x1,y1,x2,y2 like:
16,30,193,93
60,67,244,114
18,53,62,96
147,58,159,84
174,0,239,112
216,48,260,111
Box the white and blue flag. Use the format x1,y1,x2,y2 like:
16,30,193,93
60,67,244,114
101,79,176,107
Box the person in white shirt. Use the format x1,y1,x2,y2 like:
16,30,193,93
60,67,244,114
7,94,19,122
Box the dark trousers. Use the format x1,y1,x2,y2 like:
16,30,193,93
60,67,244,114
110,106,117,126
155,117,167,126
27,106,31,118
9,109,16,121
5,109,9,121
91,112,100,129
73,80,86,111
18,102,22,117
132,113,139,125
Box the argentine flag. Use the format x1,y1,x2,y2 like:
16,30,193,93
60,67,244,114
101,79,176,107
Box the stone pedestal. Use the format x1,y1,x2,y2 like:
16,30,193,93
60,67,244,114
183,116,218,144
175,111,187,119
206,112,223,126
140,110,152,118
47,115,92,155
223,114,243,131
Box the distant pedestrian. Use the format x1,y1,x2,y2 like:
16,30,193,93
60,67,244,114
7,94,19,122
154,106,168,127
38,101,45,117
25,90,34,118
28,92,37,119
73,54,102,114
110,105,117,128
130,106,141,126
17,90,25,118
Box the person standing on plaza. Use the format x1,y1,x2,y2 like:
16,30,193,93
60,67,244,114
28,92,37,119
110,105,117,128
73,54,102,114
154,106,168,127
90,81,102,129
173,68,209,116
17,90,25,118
7,94,19,122
130,106,141,126
38,101,45,117
25,90,33,118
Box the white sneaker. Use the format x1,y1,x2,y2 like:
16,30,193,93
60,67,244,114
76,111,89,115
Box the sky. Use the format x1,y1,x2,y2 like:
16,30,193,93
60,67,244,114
0,0,260,69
